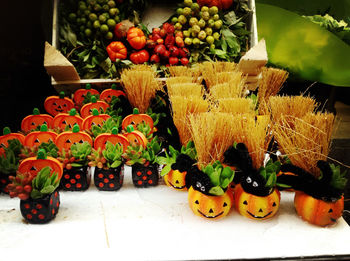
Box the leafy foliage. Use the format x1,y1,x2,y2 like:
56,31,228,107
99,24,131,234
259,159,281,189
70,142,92,167
0,139,23,174
329,163,348,191
37,141,59,158
31,167,60,199
91,117,121,138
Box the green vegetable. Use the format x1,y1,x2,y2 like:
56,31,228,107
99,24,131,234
31,167,60,199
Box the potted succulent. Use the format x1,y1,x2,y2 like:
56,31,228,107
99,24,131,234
0,139,23,194
58,142,92,191
123,135,162,188
186,160,235,220
88,141,124,191
278,161,348,227
7,165,62,224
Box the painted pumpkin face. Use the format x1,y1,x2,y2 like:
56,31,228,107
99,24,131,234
55,128,93,151
44,92,74,116
124,130,147,148
80,101,110,118
0,128,25,155
100,89,125,103
188,186,233,220
52,109,83,131
164,169,187,191
233,184,280,220
82,114,111,131
94,133,129,151
21,108,53,133
73,86,100,106
24,130,58,148
122,111,154,131
18,156,63,179
294,191,344,227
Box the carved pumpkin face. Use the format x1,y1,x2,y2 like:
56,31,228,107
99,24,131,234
121,111,154,131
55,127,93,151
0,128,25,155
164,169,187,191
73,87,100,106
24,130,58,148
294,191,344,227
80,101,110,118
82,114,111,131
53,114,83,131
100,89,125,103
233,184,280,220
44,92,74,116
18,155,63,179
94,133,129,151
188,186,233,219
21,109,53,133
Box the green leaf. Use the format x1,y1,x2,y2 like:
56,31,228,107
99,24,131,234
256,3,350,87
40,185,56,195
265,172,277,188
111,160,122,168
209,186,225,196
209,170,220,186
160,164,172,177
30,189,42,200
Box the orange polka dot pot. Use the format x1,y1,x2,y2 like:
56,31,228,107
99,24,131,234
60,166,92,191
131,163,159,188
94,166,124,191
20,190,60,224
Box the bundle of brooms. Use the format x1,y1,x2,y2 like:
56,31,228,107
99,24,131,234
273,112,335,177
209,72,248,99
167,65,201,80
213,98,255,116
166,82,204,99
200,61,239,89
120,65,161,113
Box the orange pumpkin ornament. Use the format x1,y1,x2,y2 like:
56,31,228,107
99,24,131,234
197,0,233,10
73,83,100,106
24,124,58,148
122,108,154,131
44,91,74,116
164,169,187,191
80,95,110,118
233,183,281,220
55,124,93,152
21,108,54,133
94,127,129,151
82,108,111,131
127,27,147,50
0,127,25,155
18,149,63,179
124,125,148,148
52,108,83,131
188,186,233,219
100,83,126,103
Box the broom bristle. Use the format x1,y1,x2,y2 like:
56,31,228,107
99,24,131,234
273,112,335,177
214,98,255,115
168,66,202,80
210,73,247,99
167,83,204,99
166,76,196,87
200,62,238,89
258,67,289,103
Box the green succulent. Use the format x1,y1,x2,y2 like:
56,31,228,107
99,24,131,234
260,159,281,189
0,139,23,174
91,117,121,137
202,161,235,196
329,163,348,191
37,141,59,158
31,166,60,199
102,141,123,168
82,93,101,105
70,141,92,167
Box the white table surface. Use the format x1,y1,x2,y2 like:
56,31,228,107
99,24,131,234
1,166,350,260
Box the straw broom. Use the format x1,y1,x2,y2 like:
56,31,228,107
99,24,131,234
168,65,202,80
273,112,335,177
213,98,255,116
167,83,204,99
210,73,247,99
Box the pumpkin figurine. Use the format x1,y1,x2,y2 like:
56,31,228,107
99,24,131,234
52,108,83,131
82,108,111,131
122,108,154,134
278,161,347,227
94,127,129,152
158,141,197,191
100,83,126,103
24,124,58,148
186,161,235,220
73,83,100,106
124,125,148,148
225,143,281,221
44,91,74,116
80,95,110,118
55,124,93,152
0,127,25,155
21,108,54,133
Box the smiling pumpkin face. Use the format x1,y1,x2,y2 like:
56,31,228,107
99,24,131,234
188,186,233,220
294,191,344,227
164,169,187,191
233,183,280,220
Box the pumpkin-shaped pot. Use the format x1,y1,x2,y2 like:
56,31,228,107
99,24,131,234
73,83,100,106
80,96,109,118
55,124,93,152
233,183,281,220
124,125,148,148
0,127,25,155
18,149,63,179
44,91,74,116
82,108,111,131
164,169,187,191
100,83,126,103
197,0,233,10
21,108,53,133
122,108,154,132
188,186,233,220
52,108,83,131
94,127,129,151
24,124,58,148
294,191,344,227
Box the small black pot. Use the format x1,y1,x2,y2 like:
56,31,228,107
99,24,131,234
60,166,91,191
0,172,10,194
20,190,60,224
94,165,124,191
131,163,159,188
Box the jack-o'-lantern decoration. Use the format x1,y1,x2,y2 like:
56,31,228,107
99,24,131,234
80,96,110,118
18,149,63,179
24,124,58,148
122,108,154,131
82,108,111,131
44,91,74,116
124,125,148,148
94,127,129,151
21,108,53,133
55,124,93,151
278,161,347,226
164,170,187,191
52,108,83,131
0,127,25,155
100,83,126,103
73,83,100,106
